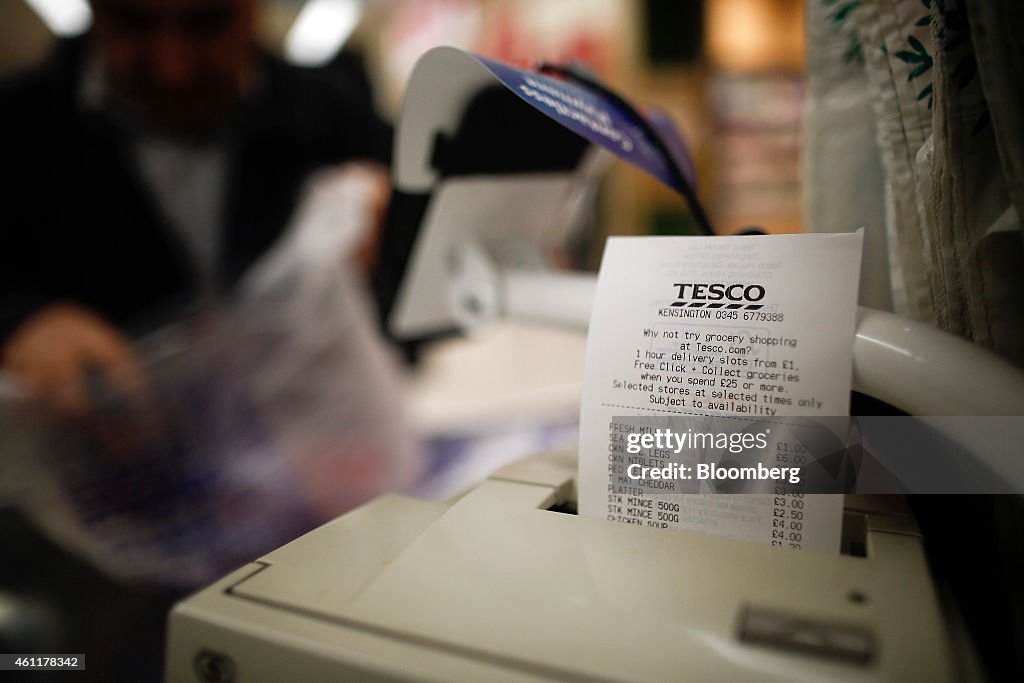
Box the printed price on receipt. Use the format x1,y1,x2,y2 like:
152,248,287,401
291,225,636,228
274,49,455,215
578,231,863,553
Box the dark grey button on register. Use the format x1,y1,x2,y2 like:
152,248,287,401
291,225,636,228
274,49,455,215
738,606,876,665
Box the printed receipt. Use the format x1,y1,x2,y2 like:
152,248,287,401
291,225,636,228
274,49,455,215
578,232,863,553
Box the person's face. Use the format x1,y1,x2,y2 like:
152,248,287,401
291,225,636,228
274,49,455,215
90,0,258,134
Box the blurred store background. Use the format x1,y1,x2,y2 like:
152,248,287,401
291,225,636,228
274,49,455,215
0,0,806,246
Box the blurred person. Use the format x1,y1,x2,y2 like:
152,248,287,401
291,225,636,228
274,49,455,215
0,0,413,679
0,0,391,418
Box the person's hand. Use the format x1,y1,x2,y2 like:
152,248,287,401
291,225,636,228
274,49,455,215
1,303,147,420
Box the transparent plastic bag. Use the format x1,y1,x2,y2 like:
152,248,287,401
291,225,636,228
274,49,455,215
3,166,422,588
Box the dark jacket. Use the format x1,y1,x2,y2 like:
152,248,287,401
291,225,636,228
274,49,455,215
0,38,391,343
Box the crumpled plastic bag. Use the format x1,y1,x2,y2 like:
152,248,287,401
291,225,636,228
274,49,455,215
1,165,423,589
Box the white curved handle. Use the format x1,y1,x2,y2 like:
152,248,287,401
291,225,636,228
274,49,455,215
851,307,1024,416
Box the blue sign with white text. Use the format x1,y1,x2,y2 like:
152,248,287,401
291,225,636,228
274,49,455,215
474,56,697,196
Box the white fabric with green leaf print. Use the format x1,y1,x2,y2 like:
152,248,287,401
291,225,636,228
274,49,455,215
853,0,937,324
804,0,1024,369
803,0,892,312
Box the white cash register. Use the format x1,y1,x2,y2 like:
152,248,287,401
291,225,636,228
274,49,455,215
165,48,1024,682
163,457,943,682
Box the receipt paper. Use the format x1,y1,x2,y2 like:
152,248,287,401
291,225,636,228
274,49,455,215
578,232,863,553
